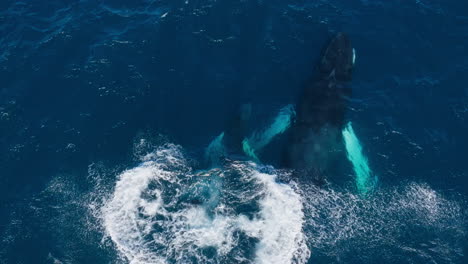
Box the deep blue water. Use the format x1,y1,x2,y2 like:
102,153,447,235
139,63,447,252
1,0,468,263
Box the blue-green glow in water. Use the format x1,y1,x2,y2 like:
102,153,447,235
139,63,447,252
242,104,295,161
205,132,226,166
242,138,260,162
342,122,377,194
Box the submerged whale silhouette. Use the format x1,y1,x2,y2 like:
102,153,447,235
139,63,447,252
286,32,355,182
206,33,376,191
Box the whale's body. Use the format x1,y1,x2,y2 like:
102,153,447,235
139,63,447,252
286,33,355,182
207,33,361,184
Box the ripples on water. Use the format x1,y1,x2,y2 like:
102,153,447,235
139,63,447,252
1,0,468,263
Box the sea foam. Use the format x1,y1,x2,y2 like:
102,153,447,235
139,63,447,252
101,144,309,264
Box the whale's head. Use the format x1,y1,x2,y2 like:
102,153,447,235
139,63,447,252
319,32,355,82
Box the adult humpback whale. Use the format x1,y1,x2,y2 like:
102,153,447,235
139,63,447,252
206,33,375,193
286,32,355,182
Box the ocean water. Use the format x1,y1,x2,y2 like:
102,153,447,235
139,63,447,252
1,0,467,263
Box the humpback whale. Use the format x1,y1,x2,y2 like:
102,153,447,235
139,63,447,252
206,33,376,192
286,32,355,182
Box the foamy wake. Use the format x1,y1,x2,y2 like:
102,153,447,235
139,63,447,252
99,143,466,263
101,144,310,264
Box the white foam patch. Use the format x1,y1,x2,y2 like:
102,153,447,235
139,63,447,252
101,144,309,264
102,144,188,264
251,170,310,264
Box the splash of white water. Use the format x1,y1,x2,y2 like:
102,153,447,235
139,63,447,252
101,144,309,264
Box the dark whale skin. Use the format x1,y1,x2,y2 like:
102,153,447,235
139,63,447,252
286,33,355,182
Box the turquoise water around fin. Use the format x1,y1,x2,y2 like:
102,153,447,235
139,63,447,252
205,132,226,166
342,122,377,194
242,104,295,161
242,138,260,162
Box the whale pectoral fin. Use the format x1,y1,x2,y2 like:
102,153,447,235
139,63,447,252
342,122,377,195
242,104,296,163
205,132,226,167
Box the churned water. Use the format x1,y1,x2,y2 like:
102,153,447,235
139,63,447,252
1,0,467,263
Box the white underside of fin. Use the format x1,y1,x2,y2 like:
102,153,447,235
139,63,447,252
352,48,356,65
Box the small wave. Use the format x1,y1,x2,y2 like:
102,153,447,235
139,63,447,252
101,143,309,264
